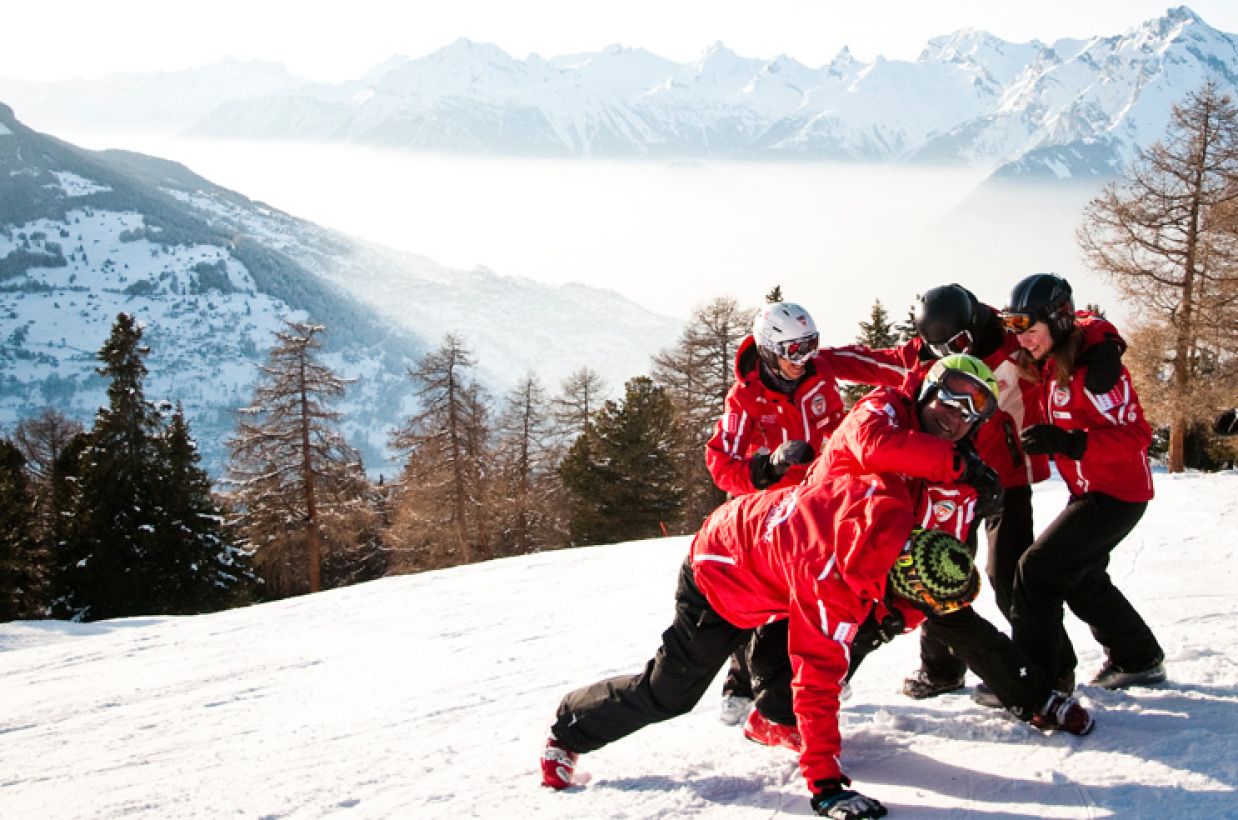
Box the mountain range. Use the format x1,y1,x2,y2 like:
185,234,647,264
2,7,1236,179
0,104,681,478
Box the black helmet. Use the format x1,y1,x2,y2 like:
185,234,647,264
1004,273,1075,341
916,284,980,358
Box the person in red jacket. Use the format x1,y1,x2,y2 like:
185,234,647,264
704,300,901,724
771,355,1092,736
1000,273,1165,690
705,301,889,496
829,283,1125,697
539,470,978,819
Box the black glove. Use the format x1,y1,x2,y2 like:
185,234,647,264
752,440,815,488
954,439,1003,518
852,607,905,655
1021,424,1088,460
1077,337,1123,394
1213,409,1238,436
812,779,888,819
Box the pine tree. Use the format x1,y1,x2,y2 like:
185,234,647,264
651,296,751,528
228,320,367,597
895,304,918,344
491,373,567,555
1078,81,1238,471
46,432,87,616
56,313,165,620
559,376,684,545
765,285,784,303
0,439,44,620
153,405,256,612
842,299,902,406
387,334,492,570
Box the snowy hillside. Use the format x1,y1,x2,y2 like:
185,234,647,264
0,104,682,477
1,470,1234,819
4,7,1236,177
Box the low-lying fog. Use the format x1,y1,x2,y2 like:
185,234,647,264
71,134,1120,338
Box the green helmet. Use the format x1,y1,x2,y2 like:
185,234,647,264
889,528,980,615
919,353,1000,422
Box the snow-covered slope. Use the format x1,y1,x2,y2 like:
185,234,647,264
0,470,1233,818
5,7,1235,177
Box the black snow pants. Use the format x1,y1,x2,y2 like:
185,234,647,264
1011,492,1162,680
551,558,752,754
845,512,1059,719
914,484,1066,687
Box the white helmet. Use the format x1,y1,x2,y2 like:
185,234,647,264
753,302,819,367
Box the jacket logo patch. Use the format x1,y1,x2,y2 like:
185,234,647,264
811,394,828,417
721,413,741,434
932,500,957,522
761,414,778,425
1053,385,1071,406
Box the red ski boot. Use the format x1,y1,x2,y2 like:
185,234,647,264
742,708,803,753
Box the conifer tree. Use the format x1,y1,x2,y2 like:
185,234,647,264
895,305,918,343
153,404,256,612
492,373,566,555
388,334,492,570
559,376,683,545
0,439,44,620
651,296,751,527
54,312,167,619
46,432,87,615
228,320,367,596
842,299,902,406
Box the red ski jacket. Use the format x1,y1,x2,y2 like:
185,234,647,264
1037,336,1154,502
690,472,917,792
704,335,892,495
824,308,1125,490
804,383,980,631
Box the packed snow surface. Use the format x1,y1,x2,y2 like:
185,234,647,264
1,470,1235,818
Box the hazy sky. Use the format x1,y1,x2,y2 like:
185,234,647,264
3,1,1237,82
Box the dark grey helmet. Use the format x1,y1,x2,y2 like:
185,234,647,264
1006,273,1074,341
916,284,981,358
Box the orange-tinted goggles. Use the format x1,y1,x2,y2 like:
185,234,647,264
999,310,1037,334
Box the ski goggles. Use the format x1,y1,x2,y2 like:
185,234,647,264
934,369,996,423
999,310,1039,334
925,328,974,359
774,333,819,365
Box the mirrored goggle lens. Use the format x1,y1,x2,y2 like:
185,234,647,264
926,329,973,359
937,370,995,422
999,311,1036,334
777,334,819,364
